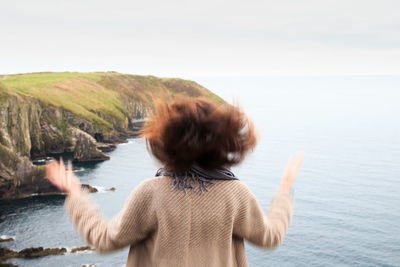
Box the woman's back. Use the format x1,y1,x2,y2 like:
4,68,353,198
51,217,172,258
48,98,301,266
65,176,293,267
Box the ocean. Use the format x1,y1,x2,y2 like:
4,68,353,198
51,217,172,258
1,76,399,266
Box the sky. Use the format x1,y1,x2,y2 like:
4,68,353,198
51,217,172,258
1,0,399,78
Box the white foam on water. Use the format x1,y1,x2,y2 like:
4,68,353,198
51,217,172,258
73,250,94,255
92,185,107,193
66,247,94,254
0,235,15,240
118,140,133,146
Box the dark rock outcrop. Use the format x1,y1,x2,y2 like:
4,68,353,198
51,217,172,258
0,261,19,267
72,128,109,162
0,246,66,260
18,247,67,258
70,246,94,253
0,245,95,260
0,238,14,243
81,184,98,193
0,247,18,259
97,143,117,152
0,144,60,199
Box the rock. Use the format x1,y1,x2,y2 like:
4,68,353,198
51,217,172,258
0,245,96,261
0,246,67,260
18,247,67,258
0,261,19,267
0,238,14,243
0,247,18,259
72,128,110,162
81,184,98,193
0,144,60,199
129,120,146,137
97,143,116,152
70,246,94,253
106,187,116,191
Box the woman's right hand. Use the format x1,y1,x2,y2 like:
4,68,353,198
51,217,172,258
46,158,82,196
280,153,304,194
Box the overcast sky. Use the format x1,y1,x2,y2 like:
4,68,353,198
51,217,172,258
1,0,399,77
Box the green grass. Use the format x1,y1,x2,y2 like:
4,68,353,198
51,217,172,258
0,72,225,131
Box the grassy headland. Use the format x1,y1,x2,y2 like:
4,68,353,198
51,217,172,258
0,72,224,199
0,72,224,131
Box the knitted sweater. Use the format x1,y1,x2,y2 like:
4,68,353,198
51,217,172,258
65,176,293,267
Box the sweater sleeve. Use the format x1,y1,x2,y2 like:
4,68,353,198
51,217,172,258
64,181,156,253
233,186,294,249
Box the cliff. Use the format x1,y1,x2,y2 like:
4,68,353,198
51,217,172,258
0,72,224,199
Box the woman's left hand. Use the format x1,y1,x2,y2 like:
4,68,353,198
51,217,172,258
46,158,82,196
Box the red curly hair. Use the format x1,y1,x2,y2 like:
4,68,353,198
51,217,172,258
141,98,257,172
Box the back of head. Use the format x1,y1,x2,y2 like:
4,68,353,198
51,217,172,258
141,98,257,172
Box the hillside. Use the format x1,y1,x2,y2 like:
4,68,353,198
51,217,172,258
0,72,223,131
0,72,224,199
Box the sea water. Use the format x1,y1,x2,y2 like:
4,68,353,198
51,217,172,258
1,76,399,266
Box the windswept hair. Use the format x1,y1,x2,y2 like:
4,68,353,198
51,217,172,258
141,98,257,172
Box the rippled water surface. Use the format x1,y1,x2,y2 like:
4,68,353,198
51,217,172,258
1,76,399,266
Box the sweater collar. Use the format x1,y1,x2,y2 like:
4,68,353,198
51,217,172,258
155,163,238,194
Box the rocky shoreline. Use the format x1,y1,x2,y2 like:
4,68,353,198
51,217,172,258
0,72,223,200
0,231,96,266
0,245,95,266
0,91,144,199
0,245,95,260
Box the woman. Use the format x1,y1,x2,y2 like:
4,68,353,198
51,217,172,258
46,98,303,267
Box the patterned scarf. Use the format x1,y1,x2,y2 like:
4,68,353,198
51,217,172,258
155,163,238,194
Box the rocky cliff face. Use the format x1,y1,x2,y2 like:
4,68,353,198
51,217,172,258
0,72,224,199
72,128,110,162
0,143,58,199
0,94,113,198
0,94,137,198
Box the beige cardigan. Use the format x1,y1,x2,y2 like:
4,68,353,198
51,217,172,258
65,176,293,267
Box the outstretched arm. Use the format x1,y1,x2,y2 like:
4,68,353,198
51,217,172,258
64,182,156,252
233,153,303,248
46,159,156,252
234,189,293,248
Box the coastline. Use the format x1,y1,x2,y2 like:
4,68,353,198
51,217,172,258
0,72,223,200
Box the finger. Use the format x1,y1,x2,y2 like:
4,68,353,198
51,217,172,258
46,166,54,184
60,158,66,188
45,161,52,180
48,161,58,181
59,157,65,171
67,160,73,179
68,160,72,171
46,162,59,187
283,157,293,178
294,152,304,173
67,160,73,192
281,157,293,188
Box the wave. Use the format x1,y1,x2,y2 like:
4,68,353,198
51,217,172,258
0,235,15,240
92,185,107,193
65,247,94,254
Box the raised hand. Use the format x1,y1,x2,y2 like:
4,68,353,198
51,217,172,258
280,153,304,195
46,158,82,196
